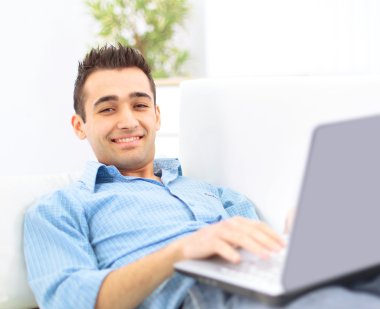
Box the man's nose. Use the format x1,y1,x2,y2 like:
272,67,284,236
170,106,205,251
116,108,139,130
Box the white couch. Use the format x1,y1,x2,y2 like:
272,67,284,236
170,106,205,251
2,75,380,308
179,76,380,230
0,173,80,309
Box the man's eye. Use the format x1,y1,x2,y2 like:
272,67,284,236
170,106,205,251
99,108,114,113
135,104,149,109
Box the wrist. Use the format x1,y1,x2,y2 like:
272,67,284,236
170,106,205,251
166,237,186,265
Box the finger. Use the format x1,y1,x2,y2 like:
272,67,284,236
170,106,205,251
248,228,284,252
213,239,241,264
228,217,285,247
222,219,285,258
218,229,272,259
253,222,286,247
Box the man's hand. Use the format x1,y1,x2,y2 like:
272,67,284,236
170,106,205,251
175,216,285,264
96,217,285,309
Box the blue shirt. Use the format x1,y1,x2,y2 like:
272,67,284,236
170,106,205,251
24,159,259,309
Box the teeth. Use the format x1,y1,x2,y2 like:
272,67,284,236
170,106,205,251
115,136,140,143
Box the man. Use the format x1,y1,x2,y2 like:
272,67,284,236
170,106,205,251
24,45,380,309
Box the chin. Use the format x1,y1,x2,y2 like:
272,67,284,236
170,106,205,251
117,157,149,170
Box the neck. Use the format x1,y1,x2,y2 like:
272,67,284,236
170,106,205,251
118,162,160,181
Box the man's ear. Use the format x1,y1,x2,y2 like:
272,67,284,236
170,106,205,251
155,105,161,131
71,114,87,140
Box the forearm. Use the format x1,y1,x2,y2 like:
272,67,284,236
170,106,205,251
95,241,184,309
95,217,285,309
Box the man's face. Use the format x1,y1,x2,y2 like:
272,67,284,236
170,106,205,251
72,67,160,174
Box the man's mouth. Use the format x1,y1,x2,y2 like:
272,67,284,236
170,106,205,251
112,136,142,143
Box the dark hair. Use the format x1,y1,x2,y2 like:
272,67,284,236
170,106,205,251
73,44,156,122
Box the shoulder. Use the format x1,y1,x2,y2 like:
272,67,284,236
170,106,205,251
25,180,88,221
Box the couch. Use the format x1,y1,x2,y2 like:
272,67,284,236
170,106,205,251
2,75,380,308
0,173,80,309
179,76,380,230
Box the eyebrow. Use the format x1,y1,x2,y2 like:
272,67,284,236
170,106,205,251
130,91,152,101
93,92,153,108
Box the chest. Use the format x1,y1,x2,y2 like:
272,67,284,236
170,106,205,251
86,179,228,238
83,179,229,268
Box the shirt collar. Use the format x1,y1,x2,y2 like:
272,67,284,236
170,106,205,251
154,158,182,185
80,161,119,192
80,158,182,192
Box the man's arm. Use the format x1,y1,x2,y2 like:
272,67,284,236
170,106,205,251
25,191,283,309
95,239,180,309
95,216,285,309
24,197,113,309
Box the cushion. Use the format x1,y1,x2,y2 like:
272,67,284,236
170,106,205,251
0,172,79,309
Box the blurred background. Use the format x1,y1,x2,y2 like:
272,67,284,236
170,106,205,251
1,0,380,175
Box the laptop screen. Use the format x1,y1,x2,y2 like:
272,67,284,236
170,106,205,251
284,115,380,291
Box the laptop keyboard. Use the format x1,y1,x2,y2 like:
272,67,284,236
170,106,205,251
220,249,287,288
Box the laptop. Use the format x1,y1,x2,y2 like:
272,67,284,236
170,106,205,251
175,115,380,306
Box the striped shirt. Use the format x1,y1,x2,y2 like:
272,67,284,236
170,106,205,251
24,159,259,309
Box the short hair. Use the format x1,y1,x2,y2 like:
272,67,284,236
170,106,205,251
73,44,156,122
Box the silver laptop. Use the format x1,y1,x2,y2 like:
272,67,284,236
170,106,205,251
175,115,380,305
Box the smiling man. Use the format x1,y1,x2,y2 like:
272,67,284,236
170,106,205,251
71,66,161,179
24,45,380,309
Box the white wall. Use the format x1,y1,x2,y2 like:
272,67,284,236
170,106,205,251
0,0,94,175
2,0,380,176
0,0,181,176
204,0,380,76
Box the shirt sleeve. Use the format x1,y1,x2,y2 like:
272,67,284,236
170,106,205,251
23,191,112,309
216,186,260,220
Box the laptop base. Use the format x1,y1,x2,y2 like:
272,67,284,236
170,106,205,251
177,263,380,306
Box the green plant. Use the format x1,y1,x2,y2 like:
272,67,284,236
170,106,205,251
85,0,190,78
